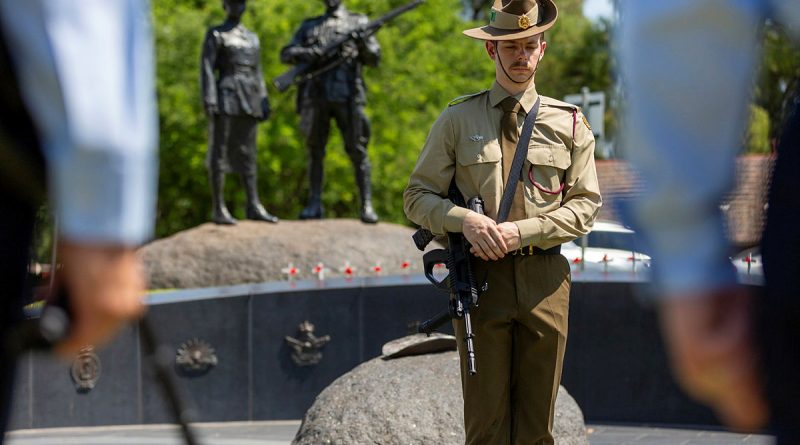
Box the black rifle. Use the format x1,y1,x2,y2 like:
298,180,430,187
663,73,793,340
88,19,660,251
413,183,485,376
273,0,424,92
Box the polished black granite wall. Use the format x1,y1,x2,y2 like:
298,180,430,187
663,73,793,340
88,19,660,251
8,276,724,429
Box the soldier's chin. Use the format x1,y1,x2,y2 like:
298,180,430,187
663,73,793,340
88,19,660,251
509,70,532,81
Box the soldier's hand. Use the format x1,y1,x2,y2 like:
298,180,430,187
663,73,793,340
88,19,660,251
463,211,506,261
54,241,147,358
340,41,359,60
350,29,368,48
497,222,521,252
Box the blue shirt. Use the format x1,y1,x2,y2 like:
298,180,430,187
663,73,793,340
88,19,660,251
0,0,157,245
618,0,800,294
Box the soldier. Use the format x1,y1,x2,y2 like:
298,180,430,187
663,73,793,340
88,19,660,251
404,1,601,443
280,0,381,224
201,0,277,225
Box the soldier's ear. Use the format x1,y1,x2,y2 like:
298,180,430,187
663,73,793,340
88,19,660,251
485,40,497,60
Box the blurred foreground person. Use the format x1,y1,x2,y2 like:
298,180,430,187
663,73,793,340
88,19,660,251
0,0,157,441
618,1,800,442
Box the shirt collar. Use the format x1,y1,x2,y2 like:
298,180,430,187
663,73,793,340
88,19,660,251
489,81,539,114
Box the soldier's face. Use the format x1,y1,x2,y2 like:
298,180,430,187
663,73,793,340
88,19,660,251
224,0,246,19
487,34,546,85
323,0,342,9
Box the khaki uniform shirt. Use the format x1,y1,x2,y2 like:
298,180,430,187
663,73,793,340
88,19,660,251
404,82,602,249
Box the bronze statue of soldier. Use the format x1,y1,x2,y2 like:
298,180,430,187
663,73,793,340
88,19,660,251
201,0,278,225
280,0,381,224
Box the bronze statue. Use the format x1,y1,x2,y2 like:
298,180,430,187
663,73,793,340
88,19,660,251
201,0,277,224
280,0,382,224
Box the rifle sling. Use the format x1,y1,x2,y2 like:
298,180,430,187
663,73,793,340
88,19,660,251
496,96,540,224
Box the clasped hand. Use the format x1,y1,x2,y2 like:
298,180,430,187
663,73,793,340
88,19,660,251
462,211,521,261
339,40,360,60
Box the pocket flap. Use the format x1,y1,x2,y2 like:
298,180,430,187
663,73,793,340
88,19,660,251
527,145,571,170
457,142,502,166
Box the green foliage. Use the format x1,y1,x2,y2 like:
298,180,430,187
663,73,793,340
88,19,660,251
152,0,611,236
755,22,800,140
745,105,771,154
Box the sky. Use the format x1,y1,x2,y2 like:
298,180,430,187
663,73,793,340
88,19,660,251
583,0,614,21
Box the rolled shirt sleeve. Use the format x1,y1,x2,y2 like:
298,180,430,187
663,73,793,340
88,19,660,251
0,0,158,246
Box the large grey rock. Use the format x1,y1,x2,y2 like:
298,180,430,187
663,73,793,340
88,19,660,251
381,333,456,359
292,349,588,445
140,219,439,289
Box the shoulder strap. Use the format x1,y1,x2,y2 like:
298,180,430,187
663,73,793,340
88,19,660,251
497,96,540,223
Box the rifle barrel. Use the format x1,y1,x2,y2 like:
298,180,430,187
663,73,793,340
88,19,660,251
273,0,424,92
418,309,451,335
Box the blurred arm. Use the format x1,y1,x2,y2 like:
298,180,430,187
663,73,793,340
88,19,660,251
618,0,764,294
0,0,158,246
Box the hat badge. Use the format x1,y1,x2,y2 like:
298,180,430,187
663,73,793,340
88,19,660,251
518,15,532,30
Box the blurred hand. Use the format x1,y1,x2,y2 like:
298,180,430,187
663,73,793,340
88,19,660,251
659,287,768,431
463,211,506,261
54,241,147,358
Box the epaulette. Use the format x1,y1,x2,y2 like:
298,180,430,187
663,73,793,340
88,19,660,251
540,95,592,133
539,95,579,111
448,90,488,107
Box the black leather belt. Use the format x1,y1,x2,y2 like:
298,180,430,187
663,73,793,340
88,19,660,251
511,245,561,256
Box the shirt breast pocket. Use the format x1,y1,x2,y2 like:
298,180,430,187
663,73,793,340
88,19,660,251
525,145,571,204
457,141,503,213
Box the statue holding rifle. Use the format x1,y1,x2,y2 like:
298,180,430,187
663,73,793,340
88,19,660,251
278,0,423,223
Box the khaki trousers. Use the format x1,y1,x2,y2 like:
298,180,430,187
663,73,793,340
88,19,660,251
454,254,571,445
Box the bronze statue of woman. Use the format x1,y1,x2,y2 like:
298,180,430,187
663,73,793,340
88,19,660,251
201,0,277,224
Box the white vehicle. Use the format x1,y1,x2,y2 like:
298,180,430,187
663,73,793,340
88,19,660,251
562,221,651,273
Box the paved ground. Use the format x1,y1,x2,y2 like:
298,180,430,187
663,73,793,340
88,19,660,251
586,425,773,445
4,421,774,445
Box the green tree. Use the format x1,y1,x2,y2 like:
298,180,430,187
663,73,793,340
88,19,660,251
746,105,771,154
755,21,800,141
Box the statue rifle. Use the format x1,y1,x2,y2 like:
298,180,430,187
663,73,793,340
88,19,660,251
273,0,424,92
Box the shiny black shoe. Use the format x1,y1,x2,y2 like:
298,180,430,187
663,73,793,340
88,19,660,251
246,203,279,223
360,202,378,224
299,203,324,220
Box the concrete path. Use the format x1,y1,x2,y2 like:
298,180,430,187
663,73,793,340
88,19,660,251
5,421,774,445
586,424,773,445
